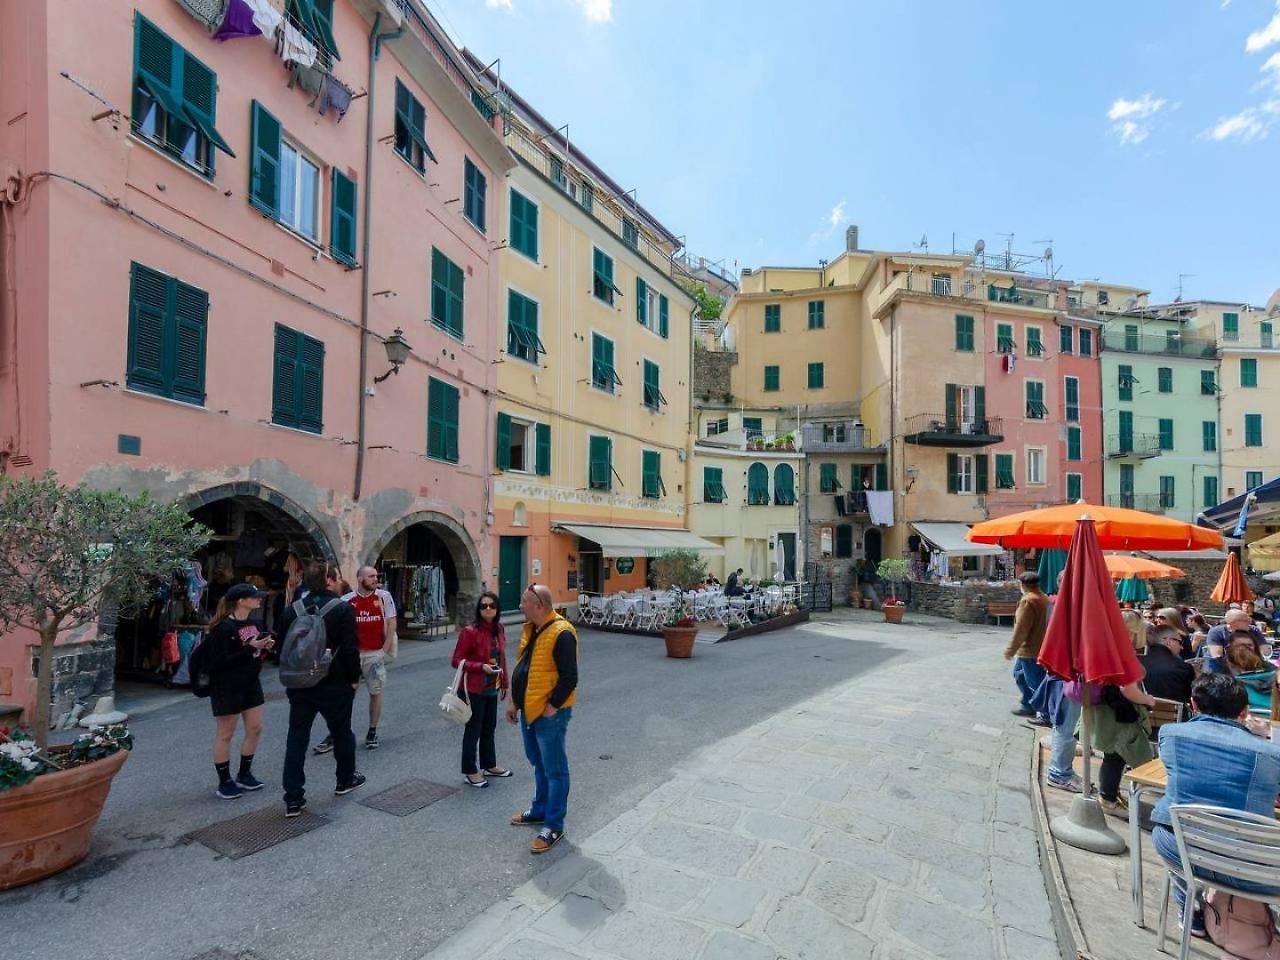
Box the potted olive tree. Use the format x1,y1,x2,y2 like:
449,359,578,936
876,558,913,624
0,473,208,889
652,549,709,658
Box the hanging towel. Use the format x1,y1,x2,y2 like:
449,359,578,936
317,74,354,121
865,490,894,527
289,63,325,100
213,0,260,40
277,21,317,68
244,0,283,39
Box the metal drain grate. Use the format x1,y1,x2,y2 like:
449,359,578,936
184,807,329,860
357,777,458,816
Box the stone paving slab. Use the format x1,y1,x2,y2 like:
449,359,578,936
422,612,1057,960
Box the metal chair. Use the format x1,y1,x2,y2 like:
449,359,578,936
1157,804,1280,959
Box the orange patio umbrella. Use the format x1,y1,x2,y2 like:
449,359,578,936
968,501,1224,552
1210,551,1254,605
1103,554,1185,580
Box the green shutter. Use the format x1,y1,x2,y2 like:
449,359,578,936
250,100,281,217
589,435,611,490
643,360,661,409
1242,358,1258,388
272,324,322,432
288,0,340,60
973,386,985,423
874,463,887,491
808,363,824,389
704,466,725,503
127,263,168,394
510,190,538,259
997,323,1014,352
428,378,459,462
955,315,974,351
1224,312,1239,338
134,15,233,164
1204,475,1219,508
747,463,769,504
636,277,647,325
535,422,551,476
765,304,780,332
947,453,959,494
642,450,661,498
764,365,779,391
820,463,839,493
272,325,298,425
1067,427,1081,461
1246,414,1263,447
945,383,957,427
496,412,511,470
976,454,988,494
995,453,1015,488
431,248,464,338
659,294,669,338
774,464,796,504
1203,420,1216,452
170,281,208,404
298,334,324,433
1067,473,1082,501
1158,367,1172,393
330,168,357,265
464,158,486,230
1158,419,1173,450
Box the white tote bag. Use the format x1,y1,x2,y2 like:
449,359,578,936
439,662,472,725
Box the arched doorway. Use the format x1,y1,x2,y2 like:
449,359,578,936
364,511,482,633
864,528,883,566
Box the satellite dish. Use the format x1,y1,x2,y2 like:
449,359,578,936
1044,247,1053,261
974,239,986,255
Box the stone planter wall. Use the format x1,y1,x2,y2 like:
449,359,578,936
907,580,1022,624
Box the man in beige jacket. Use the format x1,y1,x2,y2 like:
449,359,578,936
1004,571,1051,724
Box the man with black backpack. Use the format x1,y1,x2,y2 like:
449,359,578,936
278,561,364,818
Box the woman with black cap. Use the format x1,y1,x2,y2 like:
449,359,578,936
205,582,275,799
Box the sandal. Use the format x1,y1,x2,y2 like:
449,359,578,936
484,767,513,778
510,811,544,826
463,776,489,789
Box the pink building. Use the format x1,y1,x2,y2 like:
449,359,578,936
0,0,514,723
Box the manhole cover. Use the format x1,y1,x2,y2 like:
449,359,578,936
358,777,458,816
184,807,329,860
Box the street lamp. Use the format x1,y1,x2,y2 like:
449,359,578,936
373,328,412,384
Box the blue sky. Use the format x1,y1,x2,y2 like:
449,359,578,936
431,0,1280,305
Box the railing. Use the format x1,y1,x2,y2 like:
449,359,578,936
1101,331,1217,358
1106,434,1162,458
800,422,883,452
986,284,1052,309
1106,493,1167,513
798,581,833,613
902,414,1004,442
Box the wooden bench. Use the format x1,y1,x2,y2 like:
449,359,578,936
986,601,1019,625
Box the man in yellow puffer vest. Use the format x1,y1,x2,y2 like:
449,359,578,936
506,583,578,853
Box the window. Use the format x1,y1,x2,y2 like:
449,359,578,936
286,0,339,59
634,278,669,337
509,189,538,260
945,383,985,429
1118,410,1134,451
1224,312,1239,341
431,248,464,338
1026,448,1045,485
743,417,763,437
1079,328,1093,356
427,377,459,462
642,360,666,411
1097,290,1110,306
1159,476,1175,510
1247,470,1264,491
463,158,486,231
764,304,781,333
1060,325,1073,355
1066,473,1082,502
995,453,1015,489
329,168,357,266
747,463,770,505
495,415,548,474
703,466,726,503
807,362,825,389
835,525,854,559
763,365,780,392
592,248,619,305
1118,365,1134,402
271,324,324,433
550,156,566,191
1025,381,1047,419
621,218,639,250
591,333,621,393
277,139,319,238
774,464,796,505
1241,357,1258,388
947,453,981,494
706,417,729,436
1067,427,1081,461
394,79,434,172
126,262,208,405
1124,324,1139,351
1166,330,1180,354
824,423,847,443
1203,420,1217,452
132,15,233,177
1263,322,1274,349
1026,326,1044,357
955,314,975,351
641,450,663,499
1246,413,1263,447
997,323,1015,353
1064,376,1080,422
819,463,841,493
1157,367,1172,393
930,273,952,296
506,290,544,364
588,435,613,491
581,182,593,213
1201,369,1216,395
808,301,825,329
1158,419,1173,450
1204,475,1219,509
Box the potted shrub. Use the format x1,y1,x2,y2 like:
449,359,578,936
0,473,208,889
876,558,913,624
781,433,796,451
652,549,708,658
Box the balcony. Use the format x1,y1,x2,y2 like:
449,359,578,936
986,283,1052,310
799,422,883,453
1101,330,1217,358
1106,493,1168,513
903,414,1004,447
1106,434,1162,459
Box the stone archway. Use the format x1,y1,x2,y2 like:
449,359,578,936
178,481,338,564
364,511,483,624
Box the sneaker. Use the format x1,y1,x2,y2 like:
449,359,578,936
530,828,563,854
236,771,265,791
1099,797,1128,819
1046,774,1083,793
365,729,379,750
1180,905,1207,939
1027,716,1053,728
216,780,244,800
334,772,367,796
314,736,334,755
1011,707,1036,718
285,799,307,819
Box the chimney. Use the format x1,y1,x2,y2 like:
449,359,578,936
846,225,859,252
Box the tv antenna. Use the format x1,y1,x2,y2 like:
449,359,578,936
1176,273,1196,302
996,233,1014,271
913,234,928,253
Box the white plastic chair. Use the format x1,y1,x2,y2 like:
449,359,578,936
1158,804,1280,959
586,595,609,626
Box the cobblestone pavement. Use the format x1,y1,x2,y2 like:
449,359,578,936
423,612,1058,960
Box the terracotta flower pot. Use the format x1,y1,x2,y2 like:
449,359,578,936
883,605,905,624
662,626,698,659
0,748,128,890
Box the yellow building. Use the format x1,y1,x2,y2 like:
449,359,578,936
466,62,709,610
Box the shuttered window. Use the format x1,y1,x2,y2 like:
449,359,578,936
1064,376,1079,422
1025,381,1047,419
534,423,551,476
764,304,781,333
394,79,435,171
286,0,340,60
507,290,544,363
807,362,824,389
463,158,486,231
1118,365,1134,402
1067,426,1081,461
330,168,357,265
1059,325,1073,354
1066,473,1082,502
642,450,663,499
1241,358,1258,388
509,189,538,260
1247,470,1264,491
1246,414,1263,447
997,323,1015,353
808,301,825,329
835,525,853,559
1204,475,1219,508
591,334,621,392
773,464,796,505
592,248,620,305
747,463,770,504
431,248,464,339
659,294,669,338
271,324,324,433
1202,370,1216,395
1079,328,1093,356
763,365,779,392
703,466,726,504
819,463,840,493
1159,476,1175,509
1224,312,1239,341
427,377,459,462
1158,419,1174,450
1026,327,1043,356
995,453,1015,489
954,314,974,351
1203,420,1217,452
249,101,282,217
642,360,666,411
126,262,208,405
588,436,613,491
1158,367,1173,393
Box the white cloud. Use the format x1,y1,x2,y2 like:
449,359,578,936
574,0,612,22
1107,94,1166,144
1262,51,1280,89
1204,100,1280,141
828,200,847,228
807,199,849,245
485,0,513,7
1246,4,1280,53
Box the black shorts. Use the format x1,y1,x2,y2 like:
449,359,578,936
210,678,265,718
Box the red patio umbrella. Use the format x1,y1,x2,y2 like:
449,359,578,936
1209,551,1254,605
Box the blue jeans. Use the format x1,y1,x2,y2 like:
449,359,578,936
1013,657,1047,712
1048,696,1082,781
521,707,572,833
1153,824,1280,910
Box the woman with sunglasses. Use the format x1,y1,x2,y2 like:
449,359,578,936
451,591,511,787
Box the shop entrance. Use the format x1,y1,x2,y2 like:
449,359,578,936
365,511,482,636
864,528,883,566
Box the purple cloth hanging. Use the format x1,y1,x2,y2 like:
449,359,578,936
213,0,261,41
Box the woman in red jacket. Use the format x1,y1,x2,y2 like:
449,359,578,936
452,591,511,787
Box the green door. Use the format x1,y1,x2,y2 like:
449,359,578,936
498,536,526,612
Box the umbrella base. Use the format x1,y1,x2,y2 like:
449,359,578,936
1050,797,1127,855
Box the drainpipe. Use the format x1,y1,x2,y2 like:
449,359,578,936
889,306,898,557
353,13,404,502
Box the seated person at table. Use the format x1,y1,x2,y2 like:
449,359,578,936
1203,609,1265,661
724,569,745,597
1154,607,1190,656
1186,611,1211,655
1151,673,1280,938
1139,626,1195,704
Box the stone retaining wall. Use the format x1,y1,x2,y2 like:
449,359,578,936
907,580,1023,624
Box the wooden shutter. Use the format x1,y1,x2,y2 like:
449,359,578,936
947,453,959,494
464,158,485,229
636,277,647,324
298,335,324,432
310,0,341,59
945,384,957,426
874,463,887,491
444,383,459,461
272,325,299,425
496,412,511,470
136,16,175,98
180,51,233,158
974,386,986,423
659,294,669,338
643,450,660,498
250,101,281,217
171,280,208,404
330,168,357,265
976,455,989,494
127,263,168,394
535,422,551,476
448,256,464,337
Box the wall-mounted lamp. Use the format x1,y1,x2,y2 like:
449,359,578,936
905,465,920,493
372,328,412,384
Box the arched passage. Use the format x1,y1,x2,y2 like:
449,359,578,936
364,511,483,630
